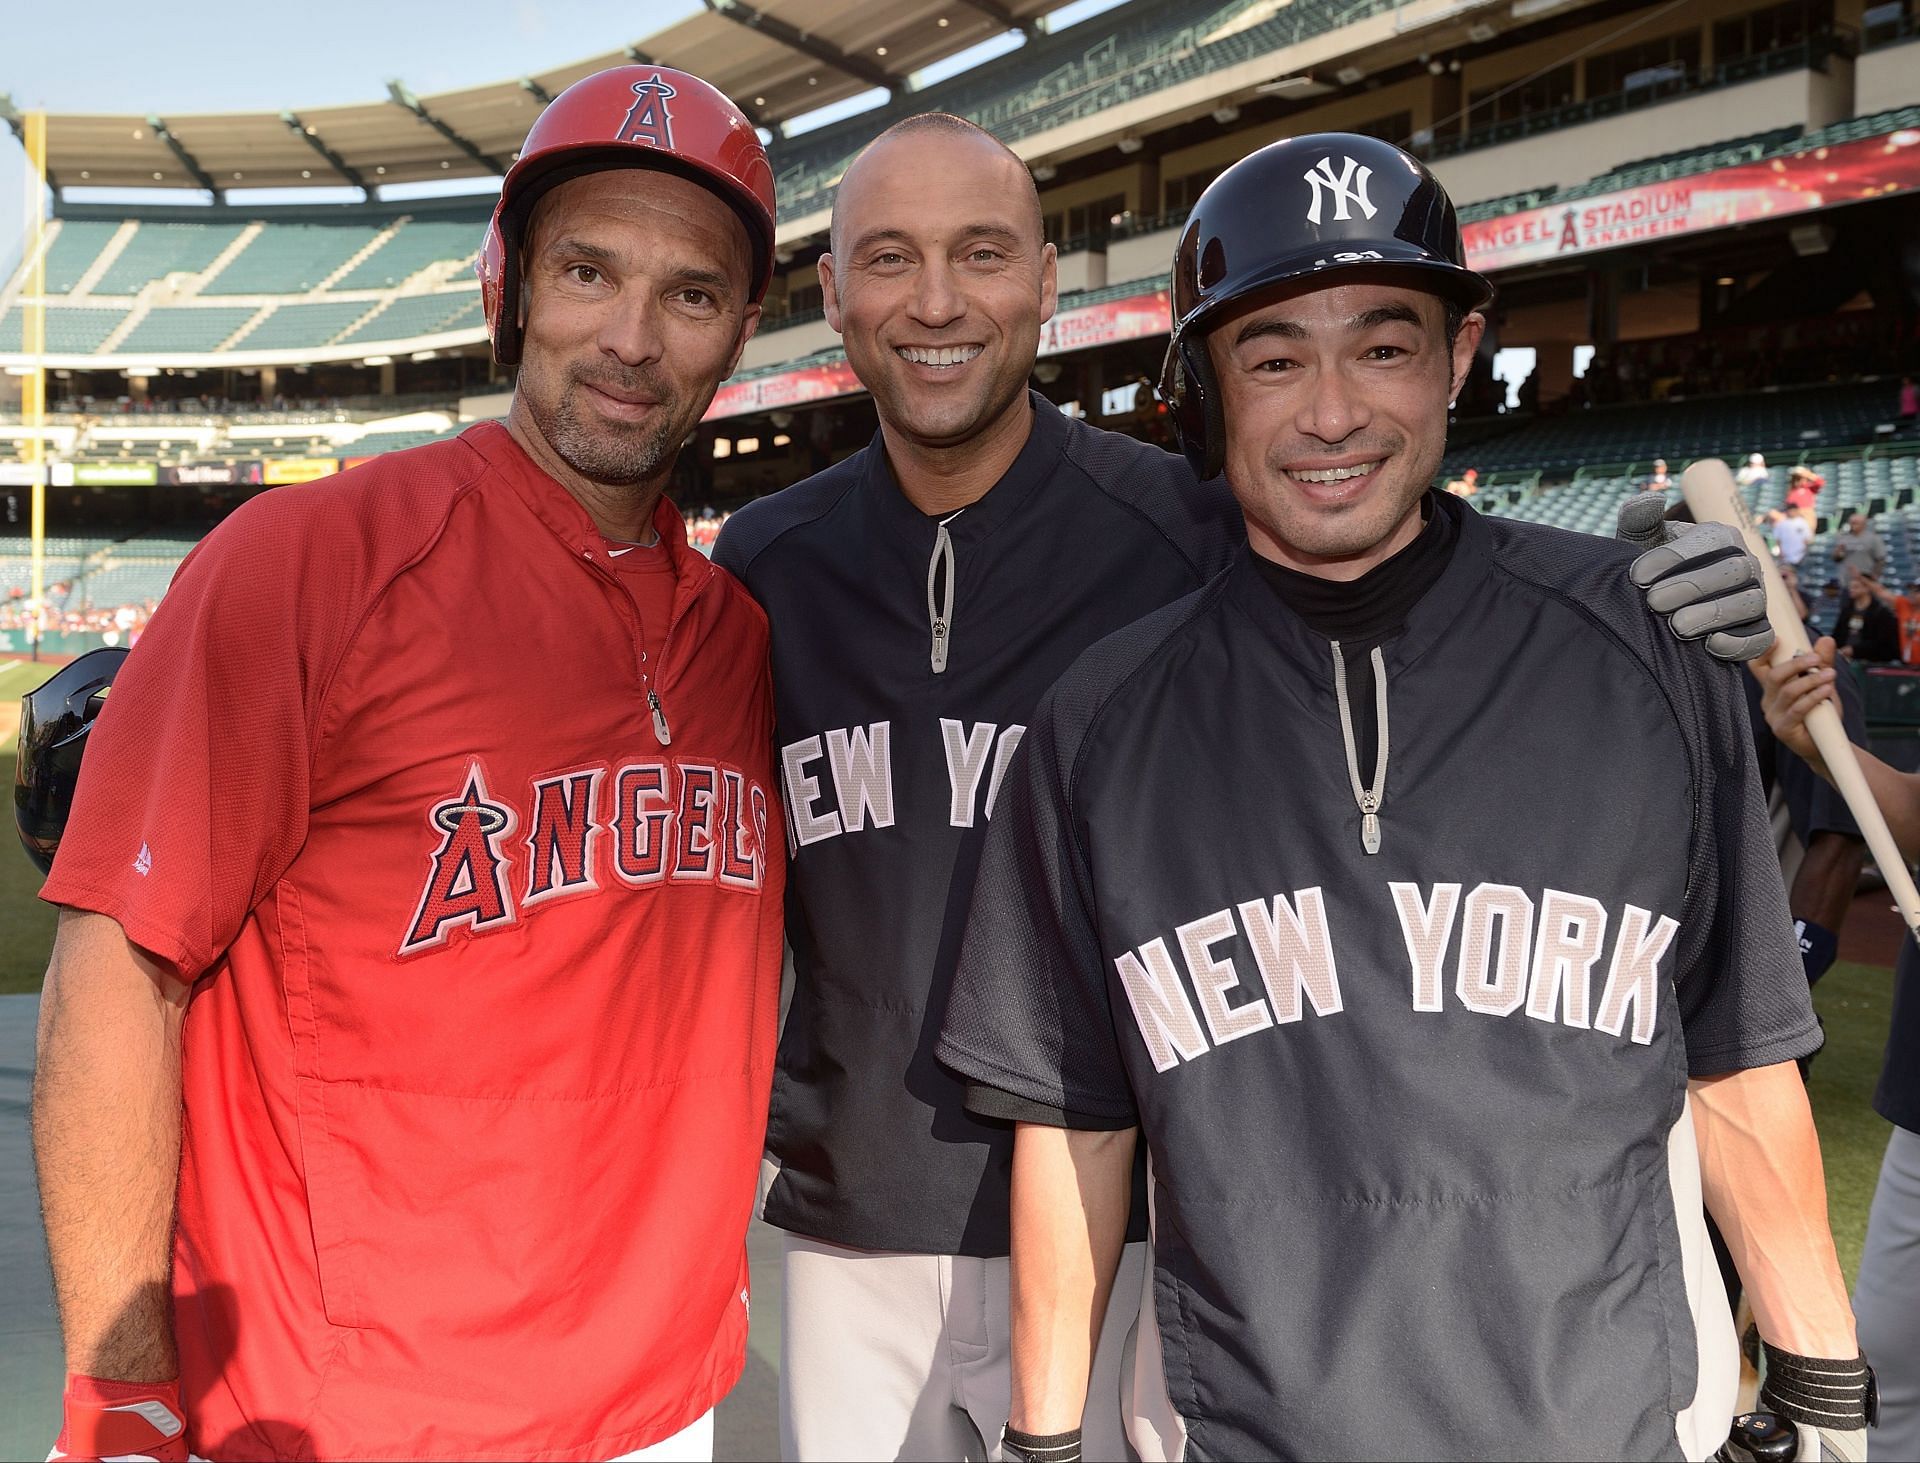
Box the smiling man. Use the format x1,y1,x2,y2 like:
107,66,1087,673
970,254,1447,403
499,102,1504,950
715,113,1245,1461
938,135,1869,1462
29,67,783,1463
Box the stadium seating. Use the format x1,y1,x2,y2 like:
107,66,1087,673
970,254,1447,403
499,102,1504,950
332,217,485,290
94,221,247,295
336,291,483,344
0,306,129,353
339,426,455,457
115,306,259,355
765,0,1383,223
204,222,384,295
237,300,378,352
40,221,121,293
1439,382,1903,477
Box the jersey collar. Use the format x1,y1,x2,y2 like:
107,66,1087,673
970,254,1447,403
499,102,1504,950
1224,490,1492,679
462,419,700,581
858,389,1068,547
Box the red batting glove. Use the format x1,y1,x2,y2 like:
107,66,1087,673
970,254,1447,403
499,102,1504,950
50,1375,190,1462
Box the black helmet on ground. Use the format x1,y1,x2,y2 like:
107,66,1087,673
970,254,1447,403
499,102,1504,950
16,647,129,876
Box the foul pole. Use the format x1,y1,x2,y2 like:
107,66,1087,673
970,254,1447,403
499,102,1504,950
18,110,48,662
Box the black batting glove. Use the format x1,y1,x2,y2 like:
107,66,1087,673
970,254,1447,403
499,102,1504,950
1002,1424,1083,1463
1617,494,1775,664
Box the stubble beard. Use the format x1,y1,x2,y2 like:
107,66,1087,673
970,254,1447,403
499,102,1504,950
532,369,683,488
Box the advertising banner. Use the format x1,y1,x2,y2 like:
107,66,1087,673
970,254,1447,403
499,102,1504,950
704,358,864,422
1462,124,1920,273
161,460,264,487
1039,288,1172,358
263,457,340,485
73,462,158,487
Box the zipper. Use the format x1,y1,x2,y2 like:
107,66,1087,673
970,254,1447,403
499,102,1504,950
927,510,962,674
1329,639,1390,855
580,540,689,747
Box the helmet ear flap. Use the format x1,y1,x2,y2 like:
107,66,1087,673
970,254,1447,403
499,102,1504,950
1193,344,1226,483
1161,331,1227,483
478,213,524,369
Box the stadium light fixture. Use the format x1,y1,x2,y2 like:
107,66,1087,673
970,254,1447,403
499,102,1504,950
738,437,761,454
1032,164,1057,182
1211,105,1240,124
1117,136,1144,154
1716,275,1735,286
773,433,792,447
938,15,949,24
713,439,731,458
362,356,393,367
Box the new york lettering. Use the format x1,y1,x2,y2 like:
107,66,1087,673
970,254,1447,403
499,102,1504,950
778,719,1025,853
1118,881,1678,1072
401,756,770,956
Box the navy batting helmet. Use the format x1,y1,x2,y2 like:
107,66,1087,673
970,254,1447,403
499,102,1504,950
1158,133,1493,478
15,647,128,876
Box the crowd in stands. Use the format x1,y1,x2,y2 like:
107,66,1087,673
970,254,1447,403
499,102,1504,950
0,592,153,642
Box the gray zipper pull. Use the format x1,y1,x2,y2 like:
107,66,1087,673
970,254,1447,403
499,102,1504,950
648,687,672,746
1331,641,1390,856
927,511,961,675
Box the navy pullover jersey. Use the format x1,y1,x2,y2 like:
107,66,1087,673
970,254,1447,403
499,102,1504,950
939,497,1821,1461
714,393,1242,1255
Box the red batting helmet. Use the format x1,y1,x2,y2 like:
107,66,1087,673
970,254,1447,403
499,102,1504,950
478,65,777,366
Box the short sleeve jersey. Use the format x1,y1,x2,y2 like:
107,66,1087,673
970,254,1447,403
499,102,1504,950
939,498,1818,1460
715,394,1242,1255
42,423,786,1461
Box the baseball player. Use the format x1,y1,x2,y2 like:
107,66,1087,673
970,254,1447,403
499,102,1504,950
1758,640,1920,1461
28,67,784,1462
715,118,1782,1461
937,135,1872,1462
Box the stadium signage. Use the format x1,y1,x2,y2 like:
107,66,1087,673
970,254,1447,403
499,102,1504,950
263,457,341,485
162,460,264,487
1463,124,1920,273
73,462,158,487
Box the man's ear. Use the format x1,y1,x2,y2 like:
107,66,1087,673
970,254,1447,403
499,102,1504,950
1449,311,1486,400
820,254,843,335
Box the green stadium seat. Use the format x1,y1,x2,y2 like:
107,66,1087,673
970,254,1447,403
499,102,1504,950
116,306,259,354
40,221,122,294
337,291,483,344
204,223,385,295
94,222,246,295
239,300,378,352
0,306,129,353
331,217,486,291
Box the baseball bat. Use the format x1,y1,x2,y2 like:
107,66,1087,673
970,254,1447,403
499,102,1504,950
1681,458,1920,940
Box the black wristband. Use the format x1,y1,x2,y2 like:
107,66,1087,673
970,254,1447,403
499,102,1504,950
1002,1423,1083,1463
1757,1343,1878,1430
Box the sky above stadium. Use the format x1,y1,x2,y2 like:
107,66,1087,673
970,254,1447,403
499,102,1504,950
0,0,1122,271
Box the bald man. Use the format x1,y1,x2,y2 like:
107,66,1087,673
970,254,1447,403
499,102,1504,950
715,114,1242,1460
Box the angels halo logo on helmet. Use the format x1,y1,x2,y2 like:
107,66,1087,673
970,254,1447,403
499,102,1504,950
1156,132,1494,480
15,646,129,876
477,64,778,367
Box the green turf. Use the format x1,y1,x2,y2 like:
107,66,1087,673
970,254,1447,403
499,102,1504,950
1807,960,1896,1288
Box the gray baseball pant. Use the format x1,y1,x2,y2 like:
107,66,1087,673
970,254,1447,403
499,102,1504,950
1856,1124,1920,1463
777,1232,1146,1462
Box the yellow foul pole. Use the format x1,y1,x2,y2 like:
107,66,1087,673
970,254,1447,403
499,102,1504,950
22,110,48,662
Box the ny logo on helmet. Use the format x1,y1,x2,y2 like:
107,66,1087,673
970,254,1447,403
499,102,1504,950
1303,155,1378,225
618,74,678,150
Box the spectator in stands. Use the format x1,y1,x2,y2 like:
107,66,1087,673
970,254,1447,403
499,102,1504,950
1899,373,1917,428
1832,570,1902,663
1769,507,1811,568
1859,575,1920,665
1833,510,1890,583
1443,466,1478,497
1786,465,1824,521
1737,451,1771,491
1644,457,1672,491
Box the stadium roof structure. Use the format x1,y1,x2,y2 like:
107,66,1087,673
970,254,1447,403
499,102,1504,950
0,0,1075,198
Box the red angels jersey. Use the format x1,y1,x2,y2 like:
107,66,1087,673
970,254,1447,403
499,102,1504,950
41,422,785,1461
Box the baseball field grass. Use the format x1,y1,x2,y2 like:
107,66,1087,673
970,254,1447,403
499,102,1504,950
0,649,1901,1283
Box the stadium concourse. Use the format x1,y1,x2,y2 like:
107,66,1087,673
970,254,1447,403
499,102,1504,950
0,0,1919,1452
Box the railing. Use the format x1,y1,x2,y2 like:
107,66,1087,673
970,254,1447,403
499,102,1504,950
1422,35,1850,164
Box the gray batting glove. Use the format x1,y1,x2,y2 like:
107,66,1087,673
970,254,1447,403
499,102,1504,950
1617,493,1775,663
